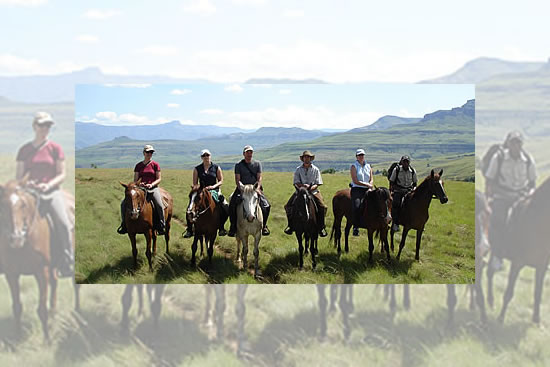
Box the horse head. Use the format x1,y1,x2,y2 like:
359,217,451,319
121,180,146,220
0,180,38,249
429,169,448,204
242,183,260,222
366,187,392,223
294,186,315,223
187,185,214,223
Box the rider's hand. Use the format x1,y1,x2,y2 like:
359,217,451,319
205,185,213,190
37,182,50,192
145,183,153,189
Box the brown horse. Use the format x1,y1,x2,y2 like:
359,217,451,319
330,187,392,262
486,176,550,324
186,185,219,265
0,176,79,341
393,169,449,261
119,180,173,271
290,186,320,269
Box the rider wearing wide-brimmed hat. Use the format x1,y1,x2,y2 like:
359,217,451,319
284,150,328,237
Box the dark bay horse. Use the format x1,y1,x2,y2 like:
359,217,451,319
186,185,219,265
291,186,320,269
0,177,79,341
330,187,392,262
393,169,449,261
486,176,550,324
121,284,165,333
120,180,173,271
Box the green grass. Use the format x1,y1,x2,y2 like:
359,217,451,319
76,169,474,284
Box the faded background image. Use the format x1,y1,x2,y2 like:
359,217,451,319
2,0,550,365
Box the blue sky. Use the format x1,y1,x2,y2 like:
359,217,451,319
1,1,549,82
76,83,474,129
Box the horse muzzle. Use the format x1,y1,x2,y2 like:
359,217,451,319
10,230,26,249
247,215,255,222
440,197,449,204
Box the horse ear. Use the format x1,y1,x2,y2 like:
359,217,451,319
430,169,435,178
120,181,128,189
438,169,443,177
253,182,259,191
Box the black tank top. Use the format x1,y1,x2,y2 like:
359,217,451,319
195,163,218,188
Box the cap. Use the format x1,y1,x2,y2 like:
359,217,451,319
356,148,365,156
143,144,155,152
400,155,411,162
200,149,211,157
243,145,254,153
33,111,55,125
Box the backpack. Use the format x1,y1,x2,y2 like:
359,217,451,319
481,143,532,181
387,162,415,185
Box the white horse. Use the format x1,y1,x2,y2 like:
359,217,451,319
235,183,263,277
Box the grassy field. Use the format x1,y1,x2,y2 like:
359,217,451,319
75,168,474,284
0,278,549,366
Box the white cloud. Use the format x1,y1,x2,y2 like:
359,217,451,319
166,103,180,108
103,83,151,88
84,9,120,20
0,53,43,75
231,0,267,5
225,84,243,93
96,111,118,121
171,88,192,95
183,0,216,15
283,9,304,18
200,108,224,115
0,0,46,5
138,45,179,56
75,34,99,43
251,84,272,88
279,89,292,95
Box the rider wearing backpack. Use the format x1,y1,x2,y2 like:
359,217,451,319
484,131,536,270
388,155,417,233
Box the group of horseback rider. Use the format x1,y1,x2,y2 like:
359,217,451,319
115,142,425,239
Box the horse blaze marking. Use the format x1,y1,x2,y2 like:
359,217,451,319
131,189,137,196
188,192,197,212
10,193,19,205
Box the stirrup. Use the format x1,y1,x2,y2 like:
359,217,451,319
319,228,328,237
262,226,270,236
284,226,293,235
352,228,359,236
183,230,193,238
218,228,227,236
117,225,127,234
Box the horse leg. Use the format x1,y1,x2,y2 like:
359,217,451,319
236,237,241,263
446,284,457,329
296,232,304,269
304,233,309,256
486,255,495,308
414,228,424,261
129,233,138,269
383,229,391,261
390,228,395,252
317,284,328,340
49,266,58,314
236,284,248,357
396,228,410,261
329,284,338,313
145,230,153,271
389,284,396,319
311,237,317,270
121,285,133,334
35,267,50,343
474,262,487,325
214,284,225,340
497,261,522,324
191,235,198,265
6,273,22,338
403,284,410,310
74,282,81,313
344,219,352,253
339,284,352,342
533,265,547,324
208,234,214,264
253,232,261,277
200,235,204,257
469,284,475,311
149,284,164,329
152,231,157,256
242,236,249,272
164,218,171,255
367,229,374,264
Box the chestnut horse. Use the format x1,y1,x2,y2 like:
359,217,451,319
392,169,449,261
486,176,550,324
120,180,173,271
290,186,320,269
186,185,219,265
330,187,392,262
0,176,79,341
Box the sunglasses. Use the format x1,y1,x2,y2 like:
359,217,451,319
201,154,211,157
144,151,154,154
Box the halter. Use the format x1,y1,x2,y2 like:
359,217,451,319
126,185,147,218
188,189,214,223
6,186,41,248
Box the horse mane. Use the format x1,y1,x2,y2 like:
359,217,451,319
242,184,256,196
410,174,439,200
200,187,216,212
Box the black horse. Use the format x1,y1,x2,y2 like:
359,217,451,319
290,186,320,269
